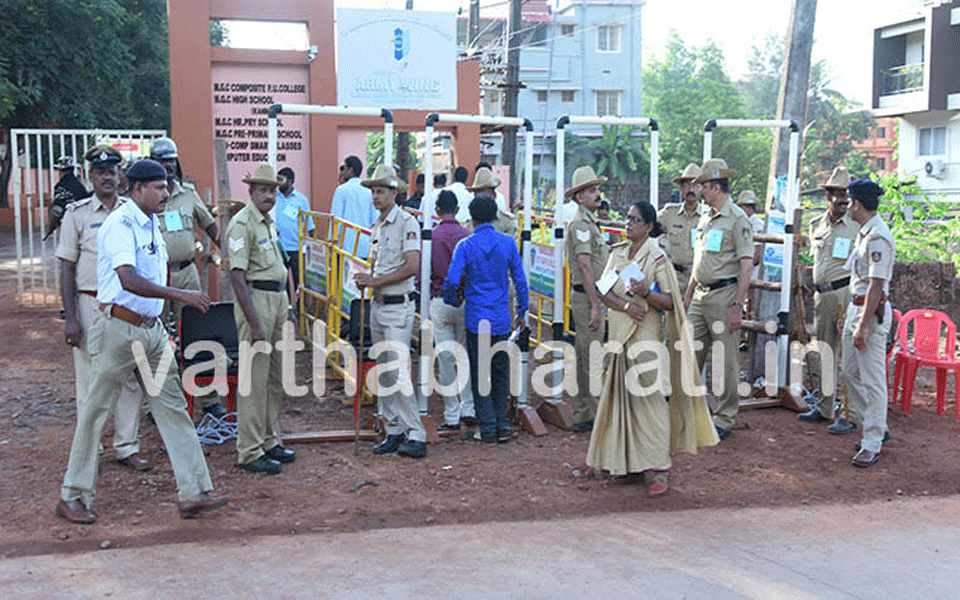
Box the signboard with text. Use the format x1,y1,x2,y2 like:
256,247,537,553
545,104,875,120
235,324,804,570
336,8,457,110
528,242,556,299
303,241,327,296
211,63,311,201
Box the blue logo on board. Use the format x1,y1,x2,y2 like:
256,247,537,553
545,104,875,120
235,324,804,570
394,27,410,61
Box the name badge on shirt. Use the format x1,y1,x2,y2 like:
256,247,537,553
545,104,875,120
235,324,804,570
843,244,856,272
832,237,851,260
705,229,723,252
283,203,299,220
690,228,697,249
163,211,183,232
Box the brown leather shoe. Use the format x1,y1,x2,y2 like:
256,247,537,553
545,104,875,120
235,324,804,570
851,448,881,468
178,492,230,519
117,454,152,472
56,499,97,524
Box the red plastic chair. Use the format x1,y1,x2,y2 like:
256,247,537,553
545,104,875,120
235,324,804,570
891,309,960,420
886,308,902,395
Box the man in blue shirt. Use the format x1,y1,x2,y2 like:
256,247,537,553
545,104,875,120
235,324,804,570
443,195,529,443
56,159,229,524
330,156,375,258
274,167,314,290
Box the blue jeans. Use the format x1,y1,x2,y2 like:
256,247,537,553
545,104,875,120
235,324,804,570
466,330,511,441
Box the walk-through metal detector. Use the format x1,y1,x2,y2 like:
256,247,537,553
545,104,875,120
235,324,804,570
267,104,394,171
702,118,800,401
422,113,545,435
546,116,660,423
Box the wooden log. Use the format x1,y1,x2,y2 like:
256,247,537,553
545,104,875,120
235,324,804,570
750,279,782,292
284,430,379,444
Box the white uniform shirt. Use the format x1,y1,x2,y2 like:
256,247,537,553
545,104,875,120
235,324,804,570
96,199,167,317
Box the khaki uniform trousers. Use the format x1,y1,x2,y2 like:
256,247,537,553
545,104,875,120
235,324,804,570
841,302,891,454
675,269,691,300
430,297,475,425
73,293,141,458
370,298,426,443
570,290,602,424
813,286,853,420
61,309,213,506
688,284,741,431
234,288,287,464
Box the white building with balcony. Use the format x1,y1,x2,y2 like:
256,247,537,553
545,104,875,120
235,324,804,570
872,0,960,202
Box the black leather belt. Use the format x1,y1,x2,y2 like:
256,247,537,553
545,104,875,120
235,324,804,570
698,277,738,292
815,277,850,294
673,262,690,274
376,292,417,305
572,284,586,293
250,280,284,292
170,260,193,271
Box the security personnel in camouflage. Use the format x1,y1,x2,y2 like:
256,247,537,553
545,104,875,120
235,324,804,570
684,159,755,441
226,163,297,474
798,167,860,432
150,136,225,417
658,163,703,293
565,165,610,433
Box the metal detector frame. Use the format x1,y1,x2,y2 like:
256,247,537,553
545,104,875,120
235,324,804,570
552,115,660,403
267,104,395,170
702,117,800,395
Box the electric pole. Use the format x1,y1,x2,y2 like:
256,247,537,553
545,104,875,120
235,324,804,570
501,0,522,201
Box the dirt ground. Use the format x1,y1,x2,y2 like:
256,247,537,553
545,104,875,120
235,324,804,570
1,264,959,560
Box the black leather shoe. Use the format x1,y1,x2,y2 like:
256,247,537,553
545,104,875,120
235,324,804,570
204,403,228,419
573,420,594,433
439,422,461,431
264,444,295,464
798,408,830,423
397,439,427,458
715,425,731,441
373,433,405,455
238,455,281,474
462,416,478,427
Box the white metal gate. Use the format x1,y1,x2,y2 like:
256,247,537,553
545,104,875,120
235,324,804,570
8,128,166,307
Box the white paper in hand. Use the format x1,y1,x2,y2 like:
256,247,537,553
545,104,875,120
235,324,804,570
618,262,645,287
595,270,619,295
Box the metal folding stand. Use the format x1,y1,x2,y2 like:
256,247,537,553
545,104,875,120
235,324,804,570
702,118,805,409
543,116,660,429
422,113,546,436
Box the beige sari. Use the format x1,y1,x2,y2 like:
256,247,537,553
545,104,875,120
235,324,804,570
585,237,717,475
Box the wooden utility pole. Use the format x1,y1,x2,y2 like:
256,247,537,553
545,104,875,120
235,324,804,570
501,0,522,200
752,0,817,380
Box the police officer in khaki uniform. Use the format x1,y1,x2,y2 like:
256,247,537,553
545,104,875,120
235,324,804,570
683,159,755,440
353,165,427,458
150,137,225,417
56,145,149,472
226,163,296,474
658,163,703,293
56,159,228,524
842,179,894,468
565,166,609,432
799,167,861,432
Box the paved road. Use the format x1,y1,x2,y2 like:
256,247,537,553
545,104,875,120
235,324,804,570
2,496,958,599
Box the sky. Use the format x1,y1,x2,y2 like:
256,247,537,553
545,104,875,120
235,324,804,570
228,0,928,108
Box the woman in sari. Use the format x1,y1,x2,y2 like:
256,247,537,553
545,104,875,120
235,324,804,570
585,201,717,497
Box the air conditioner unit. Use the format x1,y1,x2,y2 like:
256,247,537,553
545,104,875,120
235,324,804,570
924,159,946,179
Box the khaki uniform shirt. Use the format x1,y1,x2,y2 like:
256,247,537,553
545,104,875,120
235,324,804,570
658,202,701,267
55,195,126,292
692,197,754,286
158,180,215,263
226,203,288,282
809,211,859,285
848,214,895,296
566,204,608,287
370,205,420,295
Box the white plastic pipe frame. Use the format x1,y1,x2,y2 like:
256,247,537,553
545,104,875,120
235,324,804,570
552,115,660,403
421,113,535,402
702,117,800,393
266,104,395,170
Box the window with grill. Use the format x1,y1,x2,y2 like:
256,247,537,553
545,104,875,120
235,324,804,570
561,90,575,103
536,90,548,103
597,24,621,52
918,126,946,156
595,90,621,116
561,24,574,37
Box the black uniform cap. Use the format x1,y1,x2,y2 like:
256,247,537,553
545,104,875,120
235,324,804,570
126,159,169,182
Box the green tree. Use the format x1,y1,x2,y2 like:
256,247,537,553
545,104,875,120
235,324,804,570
644,31,771,201
366,132,420,177
876,172,960,270
0,0,170,206
566,125,648,199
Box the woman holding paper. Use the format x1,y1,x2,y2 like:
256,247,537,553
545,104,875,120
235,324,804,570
585,201,717,497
